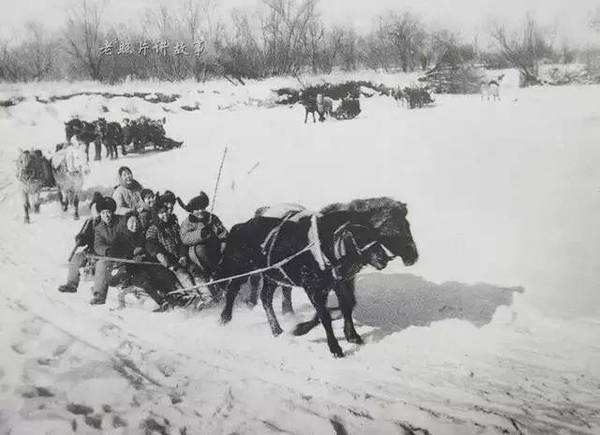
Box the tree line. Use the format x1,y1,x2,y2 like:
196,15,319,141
1,0,598,85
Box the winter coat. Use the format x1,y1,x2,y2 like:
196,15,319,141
138,205,154,232
94,215,145,259
75,216,101,252
180,212,228,247
113,179,144,216
145,215,186,266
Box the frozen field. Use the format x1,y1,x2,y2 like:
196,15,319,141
0,74,599,433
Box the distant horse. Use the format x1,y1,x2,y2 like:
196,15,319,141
16,150,55,223
52,144,89,220
392,87,407,107
95,118,124,159
300,92,319,123
218,197,418,357
481,74,505,102
316,94,333,120
64,118,102,161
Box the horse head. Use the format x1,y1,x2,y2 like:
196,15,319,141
322,197,418,267
16,149,33,178
334,222,391,271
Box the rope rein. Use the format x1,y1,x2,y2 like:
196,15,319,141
168,240,316,295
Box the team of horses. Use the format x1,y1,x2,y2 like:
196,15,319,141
217,198,418,357
65,116,182,162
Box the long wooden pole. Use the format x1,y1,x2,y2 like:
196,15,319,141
210,146,228,215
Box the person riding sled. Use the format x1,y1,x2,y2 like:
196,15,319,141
138,188,156,231
90,196,146,305
112,166,144,216
179,192,228,284
57,192,103,293
145,196,195,288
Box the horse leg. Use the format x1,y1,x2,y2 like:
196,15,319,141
260,279,283,336
94,141,102,161
59,190,68,211
220,278,242,324
73,193,79,220
293,313,319,336
333,279,362,344
246,273,261,307
309,287,343,357
281,286,293,314
304,108,308,124
23,191,30,224
32,191,40,213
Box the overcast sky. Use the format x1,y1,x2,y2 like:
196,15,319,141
0,0,599,45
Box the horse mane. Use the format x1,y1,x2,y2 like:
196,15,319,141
320,197,405,215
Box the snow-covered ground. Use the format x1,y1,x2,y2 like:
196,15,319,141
0,73,599,433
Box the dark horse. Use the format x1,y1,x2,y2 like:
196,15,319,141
64,118,102,162
218,198,418,357
95,118,124,159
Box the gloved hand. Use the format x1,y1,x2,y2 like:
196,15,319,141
133,247,144,256
178,256,187,267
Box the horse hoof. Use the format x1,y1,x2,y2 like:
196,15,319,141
74,215,80,221
331,348,344,358
271,326,283,337
220,312,231,325
292,321,315,336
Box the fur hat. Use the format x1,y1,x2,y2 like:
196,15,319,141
97,196,116,213
140,188,154,200
159,190,176,205
89,191,103,210
178,192,209,212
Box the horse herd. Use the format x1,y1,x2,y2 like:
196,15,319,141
65,116,183,162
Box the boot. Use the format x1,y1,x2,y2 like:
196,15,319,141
58,284,77,293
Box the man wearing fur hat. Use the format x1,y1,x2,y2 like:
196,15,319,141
91,196,145,305
145,197,195,290
179,192,228,283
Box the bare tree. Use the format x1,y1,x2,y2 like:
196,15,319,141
21,22,57,80
0,39,22,81
490,13,553,86
64,0,105,80
380,11,426,72
261,0,320,75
